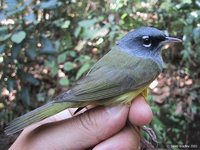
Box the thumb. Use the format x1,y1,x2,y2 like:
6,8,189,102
61,105,129,149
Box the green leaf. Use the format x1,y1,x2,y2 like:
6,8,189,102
21,73,40,86
53,18,64,27
21,88,31,107
0,33,11,41
45,60,58,77
82,28,99,39
193,27,200,43
11,44,21,59
0,26,8,32
40,0,58,9
40,37,57,53
0,44,5,53
76,55,91,64
24,13,37,24
5,0,17,11
7,78,15,91
160,0,173,11
78,18,97,28
57,52,67,64
92,27,109,39
53,19,70,29
64,62,74,71
121,13,128,20
0,27,10,41
59,77,69,86
68,50,77,57
25,39,37,59
62,34,73,49
61,20,70,29
74,26,81,37
11,31,26,44
36,92,46,102
76,63,91,80
182,0,192,4
26,48,37,60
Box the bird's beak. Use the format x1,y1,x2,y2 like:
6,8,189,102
165,36,182,43
159,36,182,48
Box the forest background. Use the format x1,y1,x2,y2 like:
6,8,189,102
0,0,200,149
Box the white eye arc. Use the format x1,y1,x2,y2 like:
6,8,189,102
142,35,152,48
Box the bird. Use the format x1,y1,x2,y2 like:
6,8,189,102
5,27,182,135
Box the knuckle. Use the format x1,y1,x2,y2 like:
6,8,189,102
79,111,94,131
77,111,102,142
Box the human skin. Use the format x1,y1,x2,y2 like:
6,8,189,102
9,96,152,150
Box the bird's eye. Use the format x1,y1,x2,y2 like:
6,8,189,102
142,36,152,48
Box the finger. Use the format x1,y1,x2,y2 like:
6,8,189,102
12,105,129,150
129,96,153,126
93,126,140,150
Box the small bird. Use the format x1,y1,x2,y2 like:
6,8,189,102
5,27,182,135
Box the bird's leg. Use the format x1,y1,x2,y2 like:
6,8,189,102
140,125,158,150
127,121,157,150
142,126,158,147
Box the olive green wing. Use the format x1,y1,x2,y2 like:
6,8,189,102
55,47,161,103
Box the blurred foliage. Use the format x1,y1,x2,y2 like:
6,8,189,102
0,0,200,149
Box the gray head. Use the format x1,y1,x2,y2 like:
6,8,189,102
117,27,181,69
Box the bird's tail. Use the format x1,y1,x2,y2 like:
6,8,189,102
5,101,73,135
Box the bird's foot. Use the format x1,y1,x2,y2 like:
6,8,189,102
140,125,158,150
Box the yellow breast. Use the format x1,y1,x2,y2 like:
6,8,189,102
102,86,148,106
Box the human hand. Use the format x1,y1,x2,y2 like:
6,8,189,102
9,96,153,150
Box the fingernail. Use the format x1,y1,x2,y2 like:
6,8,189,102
106,105,124,115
